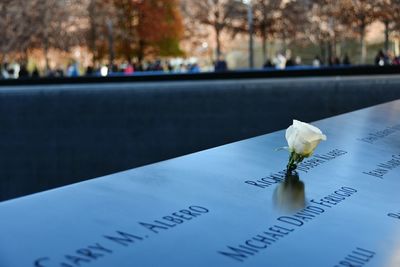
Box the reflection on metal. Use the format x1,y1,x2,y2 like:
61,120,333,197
273,171,306,213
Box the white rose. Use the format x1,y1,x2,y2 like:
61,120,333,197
285,120,327,157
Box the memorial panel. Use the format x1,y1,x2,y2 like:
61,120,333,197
1,100,400,267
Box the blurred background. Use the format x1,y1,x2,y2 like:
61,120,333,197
1,0,400,79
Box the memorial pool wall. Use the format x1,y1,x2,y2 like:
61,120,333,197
0,71,400,200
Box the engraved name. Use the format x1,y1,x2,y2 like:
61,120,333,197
33,205,209,267
357,124,400,144
362,154,400,178
217,187,357,262
333,247,376,267
245,149,347,189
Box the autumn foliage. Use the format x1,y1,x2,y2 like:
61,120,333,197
92,0,184,63
137,0,183,57
0,0,184,65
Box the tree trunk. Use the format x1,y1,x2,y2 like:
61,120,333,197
247,3,254,69
23,49,29,68
138,40,145,64
282,36,287,52
91,38,97,66
262,0,267,63
44,39,50,72
106,19,114,69
215,26,221,59
333,35,337,58
360,23,367,64
124,38,131,63
44,7,50,72
341,38,346,56
395,38,400,56
327,41,332,65
384,20,389,52
319,40,325,65
89,23,97,65
88,0,97,66
262,34,267,63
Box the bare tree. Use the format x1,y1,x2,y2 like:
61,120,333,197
307,0,349,63
252,0,283,62
340,0,380,64
180,0,210,50
24,0,87,70
0,0,35,62
373,0,400,52
183,0,245,58
278,0,312,50
86,0,114,64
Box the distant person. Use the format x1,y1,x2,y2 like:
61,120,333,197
135,63,143,72
111,64,118,73
286,51,299,67
178,63,187,72
46,69,56,77
1,62,10,79
124,63,134,74
343,54,351,65
18,64,29,79
85,65,94,76
393,56,400,65
189,63,200,73
386,50,394,63
214,55,228,72
312,56,321,67
154,60,163,71
329,56,340,66
55,68,64,77
67,63,79,77
263,59,273,68
145,61,153,71
167,62,174,72
100,66,108,76
375,50,389,66
285,49,293,67
273,52,286,69
295,56,302,66
285,57,295,67
31,67,40,78
7,68,15,78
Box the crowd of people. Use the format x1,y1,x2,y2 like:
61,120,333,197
0,59,203,80
261,52,352,69
93,60,202,75
261,48,400,70
374,49,400,66
1,49,400,80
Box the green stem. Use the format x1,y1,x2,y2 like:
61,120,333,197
287,152,305,172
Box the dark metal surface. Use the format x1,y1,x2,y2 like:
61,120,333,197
2,75,400,201
0,100,399,266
